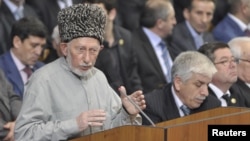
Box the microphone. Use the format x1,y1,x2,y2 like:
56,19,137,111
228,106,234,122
119,86,156,127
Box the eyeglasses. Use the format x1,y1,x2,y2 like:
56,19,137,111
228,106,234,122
214,58,239,66
238,58,250,63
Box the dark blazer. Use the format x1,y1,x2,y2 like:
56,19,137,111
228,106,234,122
26,0,83,34
0,1,37,54
0,69,22,139
208,84,247,107
95,25,142,94
116,0,146,31
142,83,221,125
0,13,9,55
132,28,179,93
170,22,215,55
234,79,250,107
212,14,245,43
0,51,44,98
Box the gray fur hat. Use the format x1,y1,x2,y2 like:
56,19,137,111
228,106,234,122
57,3,106,44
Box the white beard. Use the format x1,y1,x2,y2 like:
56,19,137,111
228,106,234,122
66,52,92,78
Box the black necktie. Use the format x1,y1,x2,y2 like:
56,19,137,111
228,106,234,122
180,105,190,116
222,94,230,105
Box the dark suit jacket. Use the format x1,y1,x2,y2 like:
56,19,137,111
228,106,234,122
0,51,44,98
142,83,221,125
95,25,142,94
208,84,247,107
212,14,245,43
170,22,215,55
26,0,83,35
0,1,37,54
0,69,22,139
116,0,146,31
132,28,179,93
234,79,250,107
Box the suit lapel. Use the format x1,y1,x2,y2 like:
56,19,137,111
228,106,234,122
181,23,197,50
164,85,181,119
4,52,24,95
137,28,165,77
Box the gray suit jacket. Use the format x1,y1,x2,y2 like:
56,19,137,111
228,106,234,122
0,69,22,138
170,22,215,55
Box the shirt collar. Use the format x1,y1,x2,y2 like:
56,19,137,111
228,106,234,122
3,0,24,14
10,49,26,71
209,83,231,98
142,27,162,48
228,13,248,31
185,20,203,38
171,85,184,109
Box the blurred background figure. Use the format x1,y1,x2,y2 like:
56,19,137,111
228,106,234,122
0,0,37,55
0,17,48,98
132,0,177,93
213,0,250,43
116,0,147,32
169,0,215,54
173,0,229,29
228,37,250,107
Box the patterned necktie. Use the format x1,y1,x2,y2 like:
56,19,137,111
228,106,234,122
23,66,32,79
180,105,190,116
159,41,172,82
222,94,230,105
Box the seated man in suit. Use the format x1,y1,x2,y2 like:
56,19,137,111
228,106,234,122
132,0,177,93
0,17,47,98
170,0,215,53
142,51,220,125
198,42,247,107
0,69,22,141
213,0,250,43
228,37,250,107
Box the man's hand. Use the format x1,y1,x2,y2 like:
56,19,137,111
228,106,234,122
3,121,15,141
76,109,106,131
119,86,146,116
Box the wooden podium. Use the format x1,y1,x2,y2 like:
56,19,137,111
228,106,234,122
70,107,250,141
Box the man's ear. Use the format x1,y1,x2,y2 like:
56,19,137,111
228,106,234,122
13,35,22,48
60,43,68,56
173,76,182,92
156,18,164,29
183,8,190,20
108,8,117,21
